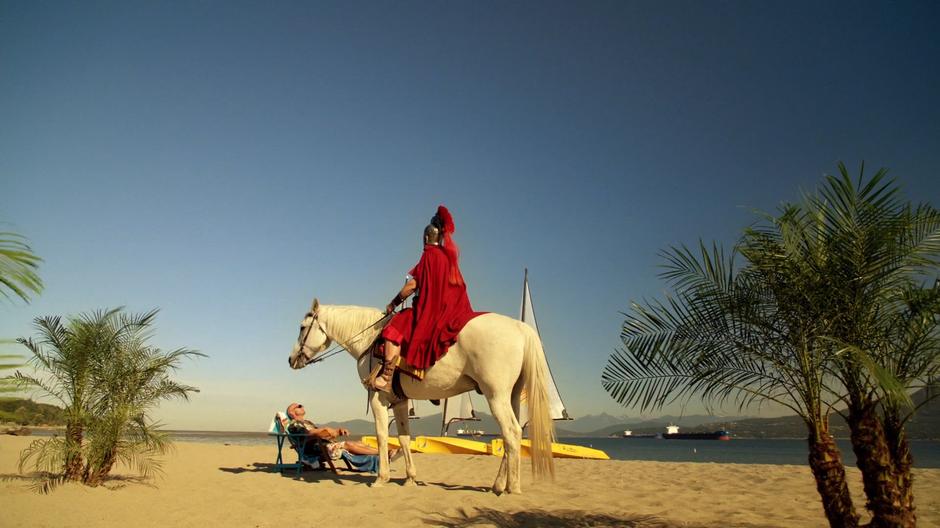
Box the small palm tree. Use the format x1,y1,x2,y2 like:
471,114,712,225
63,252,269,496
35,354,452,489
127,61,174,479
81,315,202,486
15,313,103,484
15,308,201,491
0,228,43,303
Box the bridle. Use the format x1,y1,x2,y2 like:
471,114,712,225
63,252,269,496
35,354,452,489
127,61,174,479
297,310,318,358
296,309,392,367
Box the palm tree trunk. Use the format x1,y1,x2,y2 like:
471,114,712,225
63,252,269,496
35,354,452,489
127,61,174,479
808,424,859,528
63,421,83,481
882,411,916,524
83,450,116,487
847,401,914,527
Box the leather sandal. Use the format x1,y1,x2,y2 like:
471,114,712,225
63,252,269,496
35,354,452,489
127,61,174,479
371,357,398,392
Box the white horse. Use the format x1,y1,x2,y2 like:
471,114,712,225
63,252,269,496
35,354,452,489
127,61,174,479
289,299,555,494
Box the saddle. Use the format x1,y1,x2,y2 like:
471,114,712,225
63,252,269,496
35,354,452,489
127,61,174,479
360,340,460,405
363,339,426,400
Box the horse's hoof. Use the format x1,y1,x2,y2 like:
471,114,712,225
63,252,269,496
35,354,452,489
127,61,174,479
371,478,388,488
403,478,418,487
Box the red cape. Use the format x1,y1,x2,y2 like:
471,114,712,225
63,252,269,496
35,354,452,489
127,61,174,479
383,244,481,369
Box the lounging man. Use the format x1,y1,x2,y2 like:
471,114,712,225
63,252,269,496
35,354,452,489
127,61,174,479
285,402,398,459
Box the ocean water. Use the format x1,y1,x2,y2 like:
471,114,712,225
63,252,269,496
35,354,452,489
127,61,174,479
34,429,940,468
175,432,940,468
559,437,940,468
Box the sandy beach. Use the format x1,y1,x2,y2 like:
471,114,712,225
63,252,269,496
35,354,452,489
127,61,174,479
1,435,938,528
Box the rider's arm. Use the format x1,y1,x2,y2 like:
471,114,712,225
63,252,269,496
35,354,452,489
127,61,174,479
386,279,417,313
399,279,417,299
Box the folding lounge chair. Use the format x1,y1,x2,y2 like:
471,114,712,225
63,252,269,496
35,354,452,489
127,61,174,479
271,413,378,475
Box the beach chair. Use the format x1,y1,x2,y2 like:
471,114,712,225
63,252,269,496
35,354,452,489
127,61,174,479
270,413,378,475
270,412,336,474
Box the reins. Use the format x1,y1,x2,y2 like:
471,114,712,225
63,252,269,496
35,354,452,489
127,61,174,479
302,312,392,366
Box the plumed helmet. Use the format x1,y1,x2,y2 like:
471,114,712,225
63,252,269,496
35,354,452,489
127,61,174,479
427,205,463,286
423,223,441,245
425,205,453,245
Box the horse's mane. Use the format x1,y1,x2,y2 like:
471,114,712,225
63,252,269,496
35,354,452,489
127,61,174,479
318,304,386,350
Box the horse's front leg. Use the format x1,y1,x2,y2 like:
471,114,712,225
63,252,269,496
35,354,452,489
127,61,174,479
391,400,417,486
369,391,391,486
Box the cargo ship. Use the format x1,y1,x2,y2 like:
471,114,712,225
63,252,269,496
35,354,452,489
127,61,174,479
455,428,498,438
620,430,655,438
659,425,731,440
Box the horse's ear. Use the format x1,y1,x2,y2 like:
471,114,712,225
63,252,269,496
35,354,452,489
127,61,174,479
311,298,319,312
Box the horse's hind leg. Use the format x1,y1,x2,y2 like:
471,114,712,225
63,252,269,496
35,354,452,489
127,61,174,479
392,400,417,486
486,394,523,495
369,391,391,487
492,379,524,495
493,451,509,495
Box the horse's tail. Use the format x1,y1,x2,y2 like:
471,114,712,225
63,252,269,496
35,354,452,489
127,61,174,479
522,323,556,480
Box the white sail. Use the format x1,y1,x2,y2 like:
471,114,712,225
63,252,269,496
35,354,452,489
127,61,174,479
440,392,479,436
519,269,571,426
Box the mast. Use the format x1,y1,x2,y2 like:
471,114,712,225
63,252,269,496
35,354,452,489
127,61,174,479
522,267,529,329
519,268,571,424
440,393,480,436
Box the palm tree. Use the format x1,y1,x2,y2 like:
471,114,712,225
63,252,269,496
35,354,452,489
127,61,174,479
0,225,42,395
0,228,43,303
15,313,104,483
877,283,940,520
604,164,940,527
795,166,940,526
603,240,861,527
15,308,200,490
80,311,202,486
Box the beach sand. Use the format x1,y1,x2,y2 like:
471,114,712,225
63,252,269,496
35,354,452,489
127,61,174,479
1,435,938,528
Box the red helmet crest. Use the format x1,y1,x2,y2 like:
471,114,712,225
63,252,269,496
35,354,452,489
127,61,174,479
435,204,463,286
436,205,455,234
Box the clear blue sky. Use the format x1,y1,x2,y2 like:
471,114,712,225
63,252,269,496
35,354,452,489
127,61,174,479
2,1,939,431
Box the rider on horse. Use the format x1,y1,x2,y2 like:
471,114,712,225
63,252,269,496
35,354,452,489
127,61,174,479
372,205,477,392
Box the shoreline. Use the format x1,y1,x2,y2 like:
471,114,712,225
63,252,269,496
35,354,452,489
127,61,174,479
13,425,940,442
3,435,940,527
12,429,940,468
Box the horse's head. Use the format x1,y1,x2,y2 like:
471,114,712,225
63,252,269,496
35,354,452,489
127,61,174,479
289,298,333,369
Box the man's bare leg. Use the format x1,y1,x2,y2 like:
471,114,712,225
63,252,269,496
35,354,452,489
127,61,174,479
343,440,398,458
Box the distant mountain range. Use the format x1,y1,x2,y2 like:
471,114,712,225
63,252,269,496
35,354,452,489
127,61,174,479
322,389,940,440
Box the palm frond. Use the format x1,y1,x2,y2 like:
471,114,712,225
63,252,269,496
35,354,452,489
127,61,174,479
0,230,44,303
